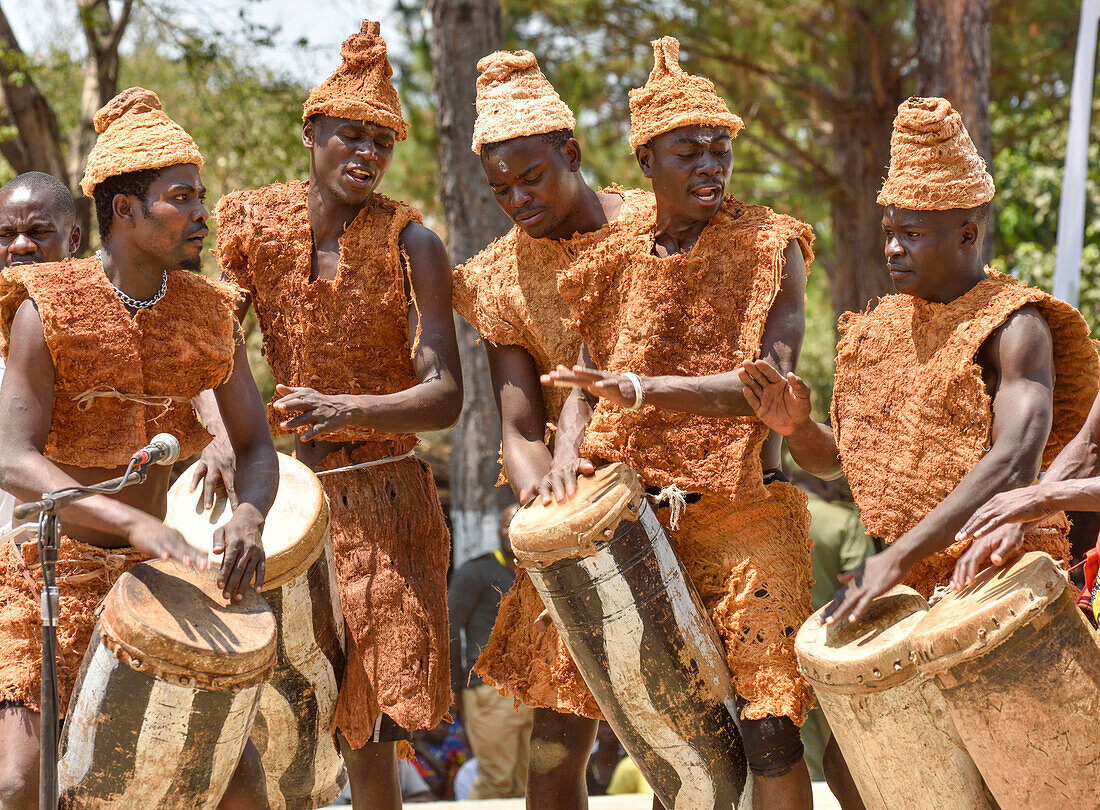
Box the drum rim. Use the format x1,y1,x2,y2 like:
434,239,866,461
165,452,330,587
100,559,278,691
909,551,1070,675
510,463,644,566
795,586,927,692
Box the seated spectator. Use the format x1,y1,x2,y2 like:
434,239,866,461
412,718,469,800
607,755,653,795
399,759,436,803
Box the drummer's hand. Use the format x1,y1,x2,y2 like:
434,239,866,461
272,384,353,440
737,360,812,436
541,365,643,410
823,550,907,625
950,521,1033,591
190,432,237,510
127,515,209,570
214,504,266,601
529,456,596,506
955,485,1055,542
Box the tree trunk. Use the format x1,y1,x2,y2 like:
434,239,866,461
828,5,902,320
0,8,70,183
66,0,134,250
428,0,513,569
915,0,993,261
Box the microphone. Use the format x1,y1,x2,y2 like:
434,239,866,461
131,433,180,467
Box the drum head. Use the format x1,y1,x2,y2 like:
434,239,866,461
100,559,277,691
910,551,1069,675
509,463,643,566
165,453,329,591
795,586,927,692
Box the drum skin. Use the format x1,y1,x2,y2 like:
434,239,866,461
58,561,276,809
911,552,1100,806
510,464,751,810
166,453,347,810
795,588,993,810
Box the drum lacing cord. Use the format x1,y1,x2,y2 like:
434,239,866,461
650,484,689,531
315,448,418,477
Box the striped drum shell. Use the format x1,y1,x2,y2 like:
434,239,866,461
509,463,750,810
166,453,347,809
58,560,277,809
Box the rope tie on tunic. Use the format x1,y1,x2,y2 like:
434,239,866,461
650,484,689,531
315,448,418,477
69,387,189,418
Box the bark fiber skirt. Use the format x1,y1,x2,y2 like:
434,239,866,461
0,536,145,714
317,452,452,748
475,480,815,726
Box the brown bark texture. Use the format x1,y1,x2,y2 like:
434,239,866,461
428,0,514,567
828,5,903,320
915,0,993,262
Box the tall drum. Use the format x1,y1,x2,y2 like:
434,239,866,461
58,560,277,809
166,453,347,810
509,463,750,810
795,587,993,810
911,551,1100,806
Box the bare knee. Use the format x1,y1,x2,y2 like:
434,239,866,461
0,705,40,810
217,740,268,810
738,712,804,779
528,709,596,778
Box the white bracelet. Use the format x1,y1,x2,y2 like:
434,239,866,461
622,372,645,411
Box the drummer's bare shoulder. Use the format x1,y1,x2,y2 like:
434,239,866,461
0,299,205,565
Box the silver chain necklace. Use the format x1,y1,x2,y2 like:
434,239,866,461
97,251,167,310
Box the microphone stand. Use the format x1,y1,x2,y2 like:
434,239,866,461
14,458,152,810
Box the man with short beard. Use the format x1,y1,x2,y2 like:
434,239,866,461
0,87,277,809
0,172,80,269
541,38,816,810
450,49,651,810
197,21,463,809
739,97,1099,808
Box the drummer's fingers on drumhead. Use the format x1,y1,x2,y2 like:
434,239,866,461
254,556,265,593
577,458,595,476
189,460,208,493
229,554,258,601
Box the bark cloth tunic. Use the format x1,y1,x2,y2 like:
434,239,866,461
832,269,1100,597
463,192,818,726
0,256,239,713
215,180,451,744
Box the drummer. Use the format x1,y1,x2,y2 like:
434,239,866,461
0,88,278,809
451,49,652,810
540,37,816,810
738,97,1098,806
193,21,462,808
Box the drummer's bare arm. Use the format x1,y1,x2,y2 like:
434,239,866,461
487,342,552,503
957,389,1100,544
539,343,596,504
191,289,253,508
543,241,807,419
0,299,208,568
826,307,1054,623
210,337,279,601
270,223,462,438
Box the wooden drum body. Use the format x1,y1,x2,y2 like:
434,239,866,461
911,551,1100,806
166,453,347,810
795,587,992,810
509,464,750,810
58,560,277,809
